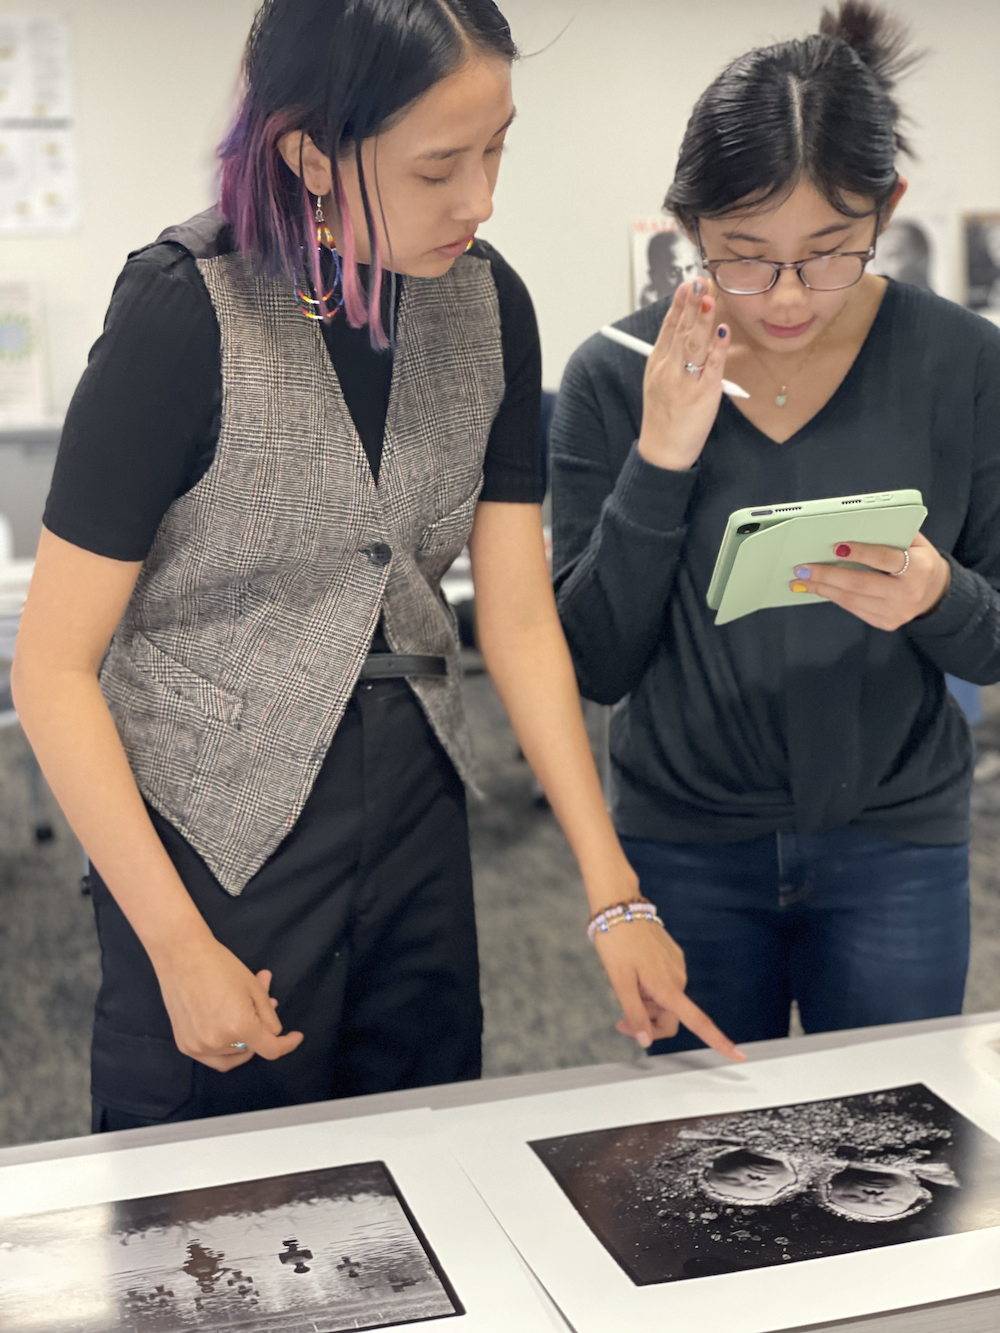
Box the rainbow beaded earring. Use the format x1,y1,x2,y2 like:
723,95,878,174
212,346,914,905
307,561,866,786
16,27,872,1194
295,194,344,321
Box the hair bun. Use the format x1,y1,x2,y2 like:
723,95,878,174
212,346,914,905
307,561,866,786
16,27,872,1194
819,1,919,93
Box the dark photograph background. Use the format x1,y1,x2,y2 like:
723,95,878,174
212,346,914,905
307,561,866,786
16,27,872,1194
530,1084,1000,1286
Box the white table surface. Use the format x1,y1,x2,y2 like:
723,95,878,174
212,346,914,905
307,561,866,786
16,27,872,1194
2,1011,997,1333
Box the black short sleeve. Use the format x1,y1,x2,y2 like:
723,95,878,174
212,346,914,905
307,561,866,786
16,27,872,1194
474,240,545,504
43,245,221,561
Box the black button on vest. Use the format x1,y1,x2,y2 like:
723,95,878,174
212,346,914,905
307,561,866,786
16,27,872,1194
363,542,393,567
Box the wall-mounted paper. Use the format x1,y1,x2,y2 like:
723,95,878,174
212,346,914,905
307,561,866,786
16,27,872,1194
871,214,955,299
0,280,46,424
965,212,1000,313
0,14,80,234
630,217,703,312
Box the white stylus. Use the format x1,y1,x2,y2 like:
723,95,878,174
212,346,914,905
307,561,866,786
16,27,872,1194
599,325,751,399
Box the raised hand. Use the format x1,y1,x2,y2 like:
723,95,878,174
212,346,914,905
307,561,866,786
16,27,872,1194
637,280,730,473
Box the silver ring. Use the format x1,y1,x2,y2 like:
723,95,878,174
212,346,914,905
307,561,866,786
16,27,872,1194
890,550,910,578
230,1041,248,1052
683,361,705,375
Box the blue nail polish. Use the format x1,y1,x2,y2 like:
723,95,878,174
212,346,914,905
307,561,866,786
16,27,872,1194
718,325,727,338
794,566,811,579
692,280,704,295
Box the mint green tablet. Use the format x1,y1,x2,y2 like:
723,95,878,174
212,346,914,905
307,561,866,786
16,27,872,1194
707,489,927,626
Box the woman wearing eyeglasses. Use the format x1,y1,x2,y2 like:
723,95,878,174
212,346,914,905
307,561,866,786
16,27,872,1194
551,1,1000,1052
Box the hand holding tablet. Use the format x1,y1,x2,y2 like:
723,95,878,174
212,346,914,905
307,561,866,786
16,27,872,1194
707,490,932,625
790,530,952,630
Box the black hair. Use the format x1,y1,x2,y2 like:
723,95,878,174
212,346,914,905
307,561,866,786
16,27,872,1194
221,0,517,345
665,1,921,229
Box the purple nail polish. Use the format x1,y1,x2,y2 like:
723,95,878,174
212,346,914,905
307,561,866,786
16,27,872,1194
794,566,811,578
718,325,727,338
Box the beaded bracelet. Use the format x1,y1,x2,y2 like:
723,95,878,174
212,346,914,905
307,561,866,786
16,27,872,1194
587,898,663,943
587,898,655,931
591,910,665,941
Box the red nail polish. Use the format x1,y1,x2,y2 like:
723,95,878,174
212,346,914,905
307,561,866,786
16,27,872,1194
835,544,851,558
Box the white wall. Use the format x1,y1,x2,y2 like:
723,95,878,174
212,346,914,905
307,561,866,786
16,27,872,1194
0,0,258,415
1,0,998,409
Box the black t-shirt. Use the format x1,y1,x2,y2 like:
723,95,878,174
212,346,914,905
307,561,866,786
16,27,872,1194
45,234,543,562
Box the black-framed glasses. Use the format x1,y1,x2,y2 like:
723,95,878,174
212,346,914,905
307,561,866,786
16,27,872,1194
697,223,878,295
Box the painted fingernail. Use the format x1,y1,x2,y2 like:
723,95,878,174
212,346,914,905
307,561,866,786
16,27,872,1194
794,566,811,579
835,544,851,558
718,324,727,338
791,581,808,594
692,280,704,295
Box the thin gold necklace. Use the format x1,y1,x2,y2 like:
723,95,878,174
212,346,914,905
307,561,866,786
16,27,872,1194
736,303,847,408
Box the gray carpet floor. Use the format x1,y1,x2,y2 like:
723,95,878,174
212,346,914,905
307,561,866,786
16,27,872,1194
1,679,998,1149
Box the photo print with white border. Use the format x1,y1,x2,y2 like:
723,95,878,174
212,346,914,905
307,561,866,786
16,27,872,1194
530,1083,1000,1286
0,1160,462,1333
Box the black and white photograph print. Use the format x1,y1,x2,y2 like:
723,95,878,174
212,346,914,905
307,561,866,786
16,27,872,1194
965,211,1000,311
530,1084,1000,1287
0,1160,463,1333
871,216,935,290
630,217,703,311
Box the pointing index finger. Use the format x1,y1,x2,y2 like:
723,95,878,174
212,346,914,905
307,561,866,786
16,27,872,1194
670,991,746,1062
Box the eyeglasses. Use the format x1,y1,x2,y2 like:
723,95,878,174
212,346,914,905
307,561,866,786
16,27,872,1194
703,248,876,294
696,222,879,295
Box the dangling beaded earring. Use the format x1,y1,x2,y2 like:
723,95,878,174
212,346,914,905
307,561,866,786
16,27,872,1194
295,194,344,321
315,192,336,250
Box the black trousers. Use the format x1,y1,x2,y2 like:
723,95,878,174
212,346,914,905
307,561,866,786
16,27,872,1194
90,678,481,1132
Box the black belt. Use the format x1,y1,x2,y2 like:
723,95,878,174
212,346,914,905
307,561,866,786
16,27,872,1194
358,653,448,680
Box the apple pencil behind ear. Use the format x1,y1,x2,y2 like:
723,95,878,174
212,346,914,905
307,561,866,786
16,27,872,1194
599,325,751,400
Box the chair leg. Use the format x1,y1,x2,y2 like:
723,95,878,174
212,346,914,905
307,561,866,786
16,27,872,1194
26,747,54,843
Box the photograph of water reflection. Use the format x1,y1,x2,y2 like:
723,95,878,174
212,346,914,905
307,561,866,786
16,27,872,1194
0,1161,461,1332
530,1084,1000,1286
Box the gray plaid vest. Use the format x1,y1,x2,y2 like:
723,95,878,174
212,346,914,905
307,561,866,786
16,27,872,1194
100,234,504,895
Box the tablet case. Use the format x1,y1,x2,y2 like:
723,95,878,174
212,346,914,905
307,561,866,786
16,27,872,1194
713,503,928,626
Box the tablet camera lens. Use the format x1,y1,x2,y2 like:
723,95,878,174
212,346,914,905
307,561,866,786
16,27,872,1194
737,523,761,535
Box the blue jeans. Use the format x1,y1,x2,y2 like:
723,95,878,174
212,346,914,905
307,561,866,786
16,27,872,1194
620,829,970,1054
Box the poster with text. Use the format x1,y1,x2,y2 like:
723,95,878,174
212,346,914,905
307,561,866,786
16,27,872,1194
0,14,80,234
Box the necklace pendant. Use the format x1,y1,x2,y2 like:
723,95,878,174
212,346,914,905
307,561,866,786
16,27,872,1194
775,392,788,407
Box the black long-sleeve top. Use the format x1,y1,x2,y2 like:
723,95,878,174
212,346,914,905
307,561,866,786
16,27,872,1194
551,281,1000,846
